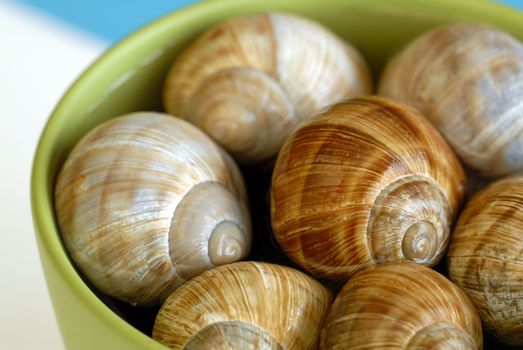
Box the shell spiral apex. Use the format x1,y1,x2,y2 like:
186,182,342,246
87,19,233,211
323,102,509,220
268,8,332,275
163,12,372,162
271,96,466,281
54,112,252,306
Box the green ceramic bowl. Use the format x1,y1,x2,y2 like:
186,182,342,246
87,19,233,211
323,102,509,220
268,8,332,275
31,0,523,349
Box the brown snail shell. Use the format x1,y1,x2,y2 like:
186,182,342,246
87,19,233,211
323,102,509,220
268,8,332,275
378,23,523,177
163,12,372,163
320,262,483,350
271,96,466,281
447,174,523,346
54,112,252,306
152,261,332,349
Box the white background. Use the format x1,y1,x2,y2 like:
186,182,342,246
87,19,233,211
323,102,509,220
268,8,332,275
0,2,107,348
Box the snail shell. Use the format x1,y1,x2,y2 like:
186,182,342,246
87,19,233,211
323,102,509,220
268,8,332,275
447,175,523,346
163,12,372,162
320,262,483,350
271,96,466,281
54,112,252,306
378,23,523,176
152,261,332,350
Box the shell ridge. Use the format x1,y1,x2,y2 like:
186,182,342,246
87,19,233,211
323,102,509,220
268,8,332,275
181,320,284,350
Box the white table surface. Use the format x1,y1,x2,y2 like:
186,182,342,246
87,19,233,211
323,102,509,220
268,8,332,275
0,2,107,348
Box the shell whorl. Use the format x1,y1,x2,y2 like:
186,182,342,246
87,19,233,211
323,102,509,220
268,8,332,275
152,261,332,350
319,262,483,350
181,68,295,161
368,175,451,265
182,321,283,350
378,23,523,176
54,112,251,305
447,175,523,346
406,322,478,350
163,12,372,162
271,97,465,281
168,181,251,280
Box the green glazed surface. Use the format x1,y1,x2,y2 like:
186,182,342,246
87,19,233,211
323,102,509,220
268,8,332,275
31,0,523,349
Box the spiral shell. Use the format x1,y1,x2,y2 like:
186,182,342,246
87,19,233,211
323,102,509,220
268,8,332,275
54,112,251,306
320,262,483,350
152,261,332,349
379,23,523,176
447,175,523,346
163,12,372,162
271,96,466,281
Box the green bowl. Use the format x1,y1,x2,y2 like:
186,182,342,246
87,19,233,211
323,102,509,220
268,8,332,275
31,0,523,349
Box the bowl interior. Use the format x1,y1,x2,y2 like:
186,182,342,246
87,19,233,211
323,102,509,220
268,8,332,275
31,0,523,348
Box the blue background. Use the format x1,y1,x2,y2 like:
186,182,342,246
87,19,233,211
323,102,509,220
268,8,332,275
15,0,523,42
16,0,199,42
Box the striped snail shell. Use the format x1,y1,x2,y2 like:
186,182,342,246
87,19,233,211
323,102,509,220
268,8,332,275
54,112,251,306
320,262,483,350
379,23,523,176
447,174,523,346
153,261,332,349
271,96,466,281
163,12,372,163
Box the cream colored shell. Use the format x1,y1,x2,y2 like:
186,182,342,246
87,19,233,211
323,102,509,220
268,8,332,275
320,262,483,350
163,12,372,162
447,174,523,346
153,261,332,350
271,96,466,281
379,23,523,176
54,112,251,306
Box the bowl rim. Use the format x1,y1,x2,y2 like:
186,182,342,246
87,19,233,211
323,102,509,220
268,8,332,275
29,1,218,346
30,0,522,347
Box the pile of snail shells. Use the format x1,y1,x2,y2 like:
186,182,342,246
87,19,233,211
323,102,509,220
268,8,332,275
53,12,523,350
377,22,523,347
54,11,371,308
